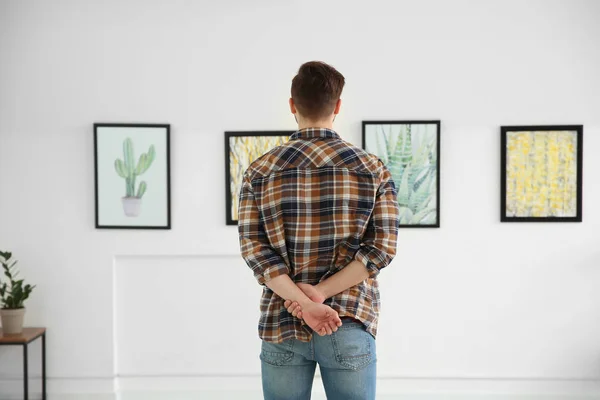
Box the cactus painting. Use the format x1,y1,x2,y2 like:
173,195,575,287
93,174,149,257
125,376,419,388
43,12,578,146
114,137,156,217
95,124,171,229
501,125,583,222
363,121,440,227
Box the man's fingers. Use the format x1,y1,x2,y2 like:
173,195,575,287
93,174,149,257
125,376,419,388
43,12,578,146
333,315,342,326
326,312,342,326
325,325,333,335
329,321,338,333
284,300,291,308
297,311,303,319
286,301,298,314
292,305,301,317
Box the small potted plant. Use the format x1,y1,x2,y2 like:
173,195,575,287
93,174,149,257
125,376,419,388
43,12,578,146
0,251,35,335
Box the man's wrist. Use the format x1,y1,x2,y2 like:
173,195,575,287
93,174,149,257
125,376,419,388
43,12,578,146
297,297,314,309
314,282,329,300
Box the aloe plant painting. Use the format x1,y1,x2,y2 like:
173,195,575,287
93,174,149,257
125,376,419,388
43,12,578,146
364,122,440,227
114,137,156,217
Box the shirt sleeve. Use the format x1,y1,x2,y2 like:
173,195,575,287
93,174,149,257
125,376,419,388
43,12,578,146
238,174,290,285
354,165,400,278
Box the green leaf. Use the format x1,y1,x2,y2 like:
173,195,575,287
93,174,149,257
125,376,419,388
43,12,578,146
135,154,148,175
412,132,435,166
123,137,135,175
386,126,398,163
0,253,35,308
414,167,434,192
115,159,128,178
125,177,134,197
397,165,412,207
136,181,147,198
147,145,156,164
372,129,388,165
136,145,156,176
398,206,414,224
389,125,411,168
409,170,433,212
411,206,437,224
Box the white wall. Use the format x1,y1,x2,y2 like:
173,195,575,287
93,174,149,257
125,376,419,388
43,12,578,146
1,0,600,397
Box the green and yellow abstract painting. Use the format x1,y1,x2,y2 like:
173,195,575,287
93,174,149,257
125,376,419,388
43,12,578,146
227,134,288,223
364,122,439,227
505,131,578,218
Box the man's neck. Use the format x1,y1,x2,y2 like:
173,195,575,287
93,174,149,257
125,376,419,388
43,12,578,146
297,125,334,130
297,119,334,131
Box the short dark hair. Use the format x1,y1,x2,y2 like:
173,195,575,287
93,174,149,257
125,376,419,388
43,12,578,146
291,61,345,120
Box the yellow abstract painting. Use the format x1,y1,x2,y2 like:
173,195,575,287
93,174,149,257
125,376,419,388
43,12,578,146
505,131,578,218
228,135,288,222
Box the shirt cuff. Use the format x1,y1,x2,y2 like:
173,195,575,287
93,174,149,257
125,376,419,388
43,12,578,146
259,263,291,285
354,249,381,278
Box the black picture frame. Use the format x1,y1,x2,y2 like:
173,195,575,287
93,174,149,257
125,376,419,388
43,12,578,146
362,120,441,228
94,123,171,229
225,131,293,226
501,125,583,223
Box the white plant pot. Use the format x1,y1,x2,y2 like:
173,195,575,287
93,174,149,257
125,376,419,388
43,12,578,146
122,197,142,217
1,308,26,335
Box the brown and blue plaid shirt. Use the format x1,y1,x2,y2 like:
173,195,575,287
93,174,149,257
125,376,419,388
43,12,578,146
238,128,400,343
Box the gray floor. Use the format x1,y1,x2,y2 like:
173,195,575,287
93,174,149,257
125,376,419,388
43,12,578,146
117,395,600,400
51,393,600,400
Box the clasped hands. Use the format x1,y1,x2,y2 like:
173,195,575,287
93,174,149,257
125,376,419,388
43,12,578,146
284,283,342,337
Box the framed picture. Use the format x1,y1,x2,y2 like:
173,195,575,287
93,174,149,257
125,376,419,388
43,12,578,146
94,123,171,229
501,125,583,222
225,131,292,225
362,121,441,228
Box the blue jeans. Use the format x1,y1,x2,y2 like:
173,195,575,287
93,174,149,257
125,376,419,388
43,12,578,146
261,319,376,400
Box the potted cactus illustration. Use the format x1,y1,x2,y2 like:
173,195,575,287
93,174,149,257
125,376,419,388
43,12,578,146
114,138,155,217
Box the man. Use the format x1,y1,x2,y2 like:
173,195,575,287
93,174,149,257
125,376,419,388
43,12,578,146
238,61,400,400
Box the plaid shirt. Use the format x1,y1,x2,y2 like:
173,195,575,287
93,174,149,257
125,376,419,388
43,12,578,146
238,128,399,343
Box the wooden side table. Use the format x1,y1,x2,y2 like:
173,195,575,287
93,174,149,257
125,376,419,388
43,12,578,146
0,327,46,400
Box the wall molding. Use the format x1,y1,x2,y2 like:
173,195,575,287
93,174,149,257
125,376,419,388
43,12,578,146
116,375,600,395
1,374,599,398
0,375,114,399
114,253,241,258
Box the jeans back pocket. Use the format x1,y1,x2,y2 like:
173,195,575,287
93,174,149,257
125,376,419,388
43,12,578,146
331,322,374,370
260,340,295,366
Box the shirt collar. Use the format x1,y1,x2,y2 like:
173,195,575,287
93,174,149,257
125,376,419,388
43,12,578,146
290,128,340,141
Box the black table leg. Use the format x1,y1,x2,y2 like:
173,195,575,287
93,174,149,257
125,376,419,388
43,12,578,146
23,343,28,400
42,333,46,400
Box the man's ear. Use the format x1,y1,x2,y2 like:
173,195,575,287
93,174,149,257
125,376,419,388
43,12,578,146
289,98,297,114
333,98,342,115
